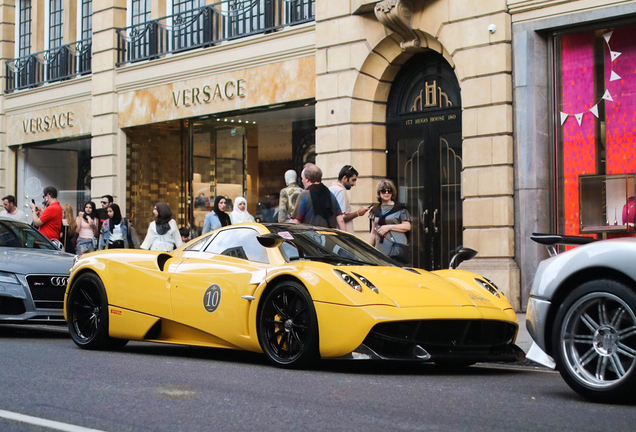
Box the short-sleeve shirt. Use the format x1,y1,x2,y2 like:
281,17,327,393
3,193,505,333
38,201,63,240
292,188,343,228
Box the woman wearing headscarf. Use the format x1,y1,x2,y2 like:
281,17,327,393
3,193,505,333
99,203,130,249
202,196,231,234
75,201,98,255
230,196,255,224
140,202,183,252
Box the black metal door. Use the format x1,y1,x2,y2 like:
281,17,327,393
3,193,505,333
386,52,462,271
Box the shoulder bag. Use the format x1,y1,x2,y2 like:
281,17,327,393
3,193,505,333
388,231,410,264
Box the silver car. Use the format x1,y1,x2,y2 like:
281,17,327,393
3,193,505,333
0,216,75,324
527,234,636,402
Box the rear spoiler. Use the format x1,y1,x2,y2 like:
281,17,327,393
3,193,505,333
530,232,596,256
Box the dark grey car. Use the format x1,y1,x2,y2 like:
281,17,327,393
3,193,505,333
0,216,75,323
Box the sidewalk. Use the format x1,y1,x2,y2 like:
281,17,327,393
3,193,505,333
515,313,533,353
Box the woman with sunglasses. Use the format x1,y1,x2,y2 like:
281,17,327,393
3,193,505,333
369,179,412,264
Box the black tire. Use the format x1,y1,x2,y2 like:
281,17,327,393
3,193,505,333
67,273,128,350
552,279,636,402
258,281,319,368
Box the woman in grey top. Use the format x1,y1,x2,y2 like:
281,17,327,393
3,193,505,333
369,179,412,263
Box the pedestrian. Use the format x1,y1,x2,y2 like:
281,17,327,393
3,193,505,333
329,164,369,233
96,195,113,233
369,179,412,264
179,227,190,244
75,201,98,255
1,195,28,222
202,196,231,234
60,203,77,254
290,163,345,230
99,203,130,249
140,202,183,252
29,186,63,241
230,196,255,224
278,170,303,222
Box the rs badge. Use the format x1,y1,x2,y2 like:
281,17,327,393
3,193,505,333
203,284,221,312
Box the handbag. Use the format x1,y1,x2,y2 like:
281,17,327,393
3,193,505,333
388,231,410,264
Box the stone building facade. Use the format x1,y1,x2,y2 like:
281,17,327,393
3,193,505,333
2,0,636,312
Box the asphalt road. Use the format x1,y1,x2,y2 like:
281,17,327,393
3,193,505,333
1,324,635,432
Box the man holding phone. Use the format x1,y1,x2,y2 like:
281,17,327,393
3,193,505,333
29,186,63,241
329,165,369,233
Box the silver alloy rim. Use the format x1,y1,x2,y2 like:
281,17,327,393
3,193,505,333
560,292,636,389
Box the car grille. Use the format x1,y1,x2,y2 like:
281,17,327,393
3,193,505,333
363,319,517,359
25,275,68,310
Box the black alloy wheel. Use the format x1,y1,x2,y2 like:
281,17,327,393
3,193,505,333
67,272,127,350
552,279,636,402
258,281,318,368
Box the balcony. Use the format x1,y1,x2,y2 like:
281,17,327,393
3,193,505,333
4,39,92,93
116,0,315,65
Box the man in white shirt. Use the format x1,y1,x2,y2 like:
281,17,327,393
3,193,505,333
329,165,369,233
1,195,28,223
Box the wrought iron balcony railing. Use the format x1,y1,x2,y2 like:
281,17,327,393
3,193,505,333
5,39,92,93
117,0,315,65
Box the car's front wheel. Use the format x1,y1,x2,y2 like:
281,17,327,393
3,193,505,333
258,281,318,368
552,279,636,402
67,272,128,350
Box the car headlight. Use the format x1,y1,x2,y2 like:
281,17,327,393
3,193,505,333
474,278,500,298
334,269,362,292
352,272,379,294
484,277,505,297
0,271,19,284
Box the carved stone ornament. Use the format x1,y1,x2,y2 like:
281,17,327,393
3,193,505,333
374,0,420,51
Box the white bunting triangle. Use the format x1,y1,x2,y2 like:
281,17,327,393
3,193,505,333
604,31,613,44
575,113,584,126
610,70,622,81
603,89,614,102
590,104,599,118
611,51,622,61
560,112,569,125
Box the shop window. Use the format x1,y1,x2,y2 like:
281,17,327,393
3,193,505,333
126,121,188,241
16,138,92,223
554,24,636,237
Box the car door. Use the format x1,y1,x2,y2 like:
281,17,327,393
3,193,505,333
169,228,271,347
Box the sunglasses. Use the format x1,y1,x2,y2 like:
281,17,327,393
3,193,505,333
380,189,392,194
101,201,108,204
42,194,48,199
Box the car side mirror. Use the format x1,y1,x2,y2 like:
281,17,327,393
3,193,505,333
257,234,284,248
50,239,64,251
449,247,477,269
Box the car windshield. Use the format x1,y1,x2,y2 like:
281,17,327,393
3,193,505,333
0,219,57,250
267,226,396,266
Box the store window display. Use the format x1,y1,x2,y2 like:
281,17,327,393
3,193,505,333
555,24,636,238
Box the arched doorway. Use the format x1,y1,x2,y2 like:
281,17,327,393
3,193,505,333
387,51,462,270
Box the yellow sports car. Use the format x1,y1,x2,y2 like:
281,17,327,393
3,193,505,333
64,223,523,368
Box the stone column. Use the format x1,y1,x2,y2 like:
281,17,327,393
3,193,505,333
91,0,126,210
435,1,520,309
0,0,16,197
315,1,388,235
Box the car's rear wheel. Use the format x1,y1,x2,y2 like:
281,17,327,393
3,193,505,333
67,273,128,350
258,281,318,368
552,279,636,402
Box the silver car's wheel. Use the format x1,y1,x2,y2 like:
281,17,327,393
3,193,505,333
552,280,636,402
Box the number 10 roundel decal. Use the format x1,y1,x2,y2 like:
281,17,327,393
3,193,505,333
203,284,221,312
